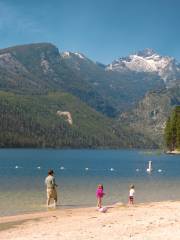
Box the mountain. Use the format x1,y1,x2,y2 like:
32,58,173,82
106,48,180,88
0,43,169,116
120,86,180,146
61,49,165,113
105,48,180,146
0,42,179,148
0,43,116,117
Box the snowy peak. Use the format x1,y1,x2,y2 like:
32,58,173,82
61,51,70,57
74,52,85,59
60,51,95,72
106,49,180,86
61,51,86,60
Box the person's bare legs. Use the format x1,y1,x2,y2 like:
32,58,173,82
53,198,57,207
97,198,99,208
128,197,134,205
47,197,51,207
97,197,102,208
53,190,58,207
99,198,102,208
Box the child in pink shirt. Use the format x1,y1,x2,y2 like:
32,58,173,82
96,184,105,208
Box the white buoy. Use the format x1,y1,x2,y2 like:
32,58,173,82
158,169,162,173
85,168,89,171
136,168,140,172
110,168,114,171
146,161,152,173
15,165,19,169
37,166,41,169
60,166,65,170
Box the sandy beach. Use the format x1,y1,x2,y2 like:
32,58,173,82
1,201,180,240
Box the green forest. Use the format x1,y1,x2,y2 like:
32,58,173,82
164,106,180,151
0,91,153,148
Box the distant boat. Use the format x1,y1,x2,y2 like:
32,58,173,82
146,161,152,173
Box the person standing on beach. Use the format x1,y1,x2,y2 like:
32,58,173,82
96,184,105,208
128,184,135,205
45,169,58,207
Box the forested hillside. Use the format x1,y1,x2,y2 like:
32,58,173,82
120,86,180,147
0,91,153,148
164,106,180,151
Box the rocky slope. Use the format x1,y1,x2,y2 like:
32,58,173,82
61,49,165,113
106,48,180,88
120,86,180,146
0,43,115,116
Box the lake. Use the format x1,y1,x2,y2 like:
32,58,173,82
0,149,179,216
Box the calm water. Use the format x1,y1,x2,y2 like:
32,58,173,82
0,149,179,216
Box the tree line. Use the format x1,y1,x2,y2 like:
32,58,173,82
164,106,180,151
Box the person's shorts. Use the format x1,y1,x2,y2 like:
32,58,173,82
129,196,134,201
47,188,57,201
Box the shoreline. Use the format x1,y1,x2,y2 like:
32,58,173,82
0,200,178,224
1,201,180,239
166,150,180,155
0,205,97,225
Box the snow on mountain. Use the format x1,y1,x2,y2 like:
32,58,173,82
61,51,70,57
106,49,180,86
74,52,85,59
60,51,95,72
61,51,85,60
61,48,180,88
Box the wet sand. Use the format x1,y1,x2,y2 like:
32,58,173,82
1,201,180,240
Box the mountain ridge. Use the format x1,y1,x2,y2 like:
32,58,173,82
0,42,179,148
106,48,180,88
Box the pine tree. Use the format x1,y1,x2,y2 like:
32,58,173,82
176,107,180,149
164,106,180,151
164,118,173,150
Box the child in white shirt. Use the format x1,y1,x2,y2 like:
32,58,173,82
129,184,135,204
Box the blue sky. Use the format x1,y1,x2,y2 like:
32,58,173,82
0,0,180,64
